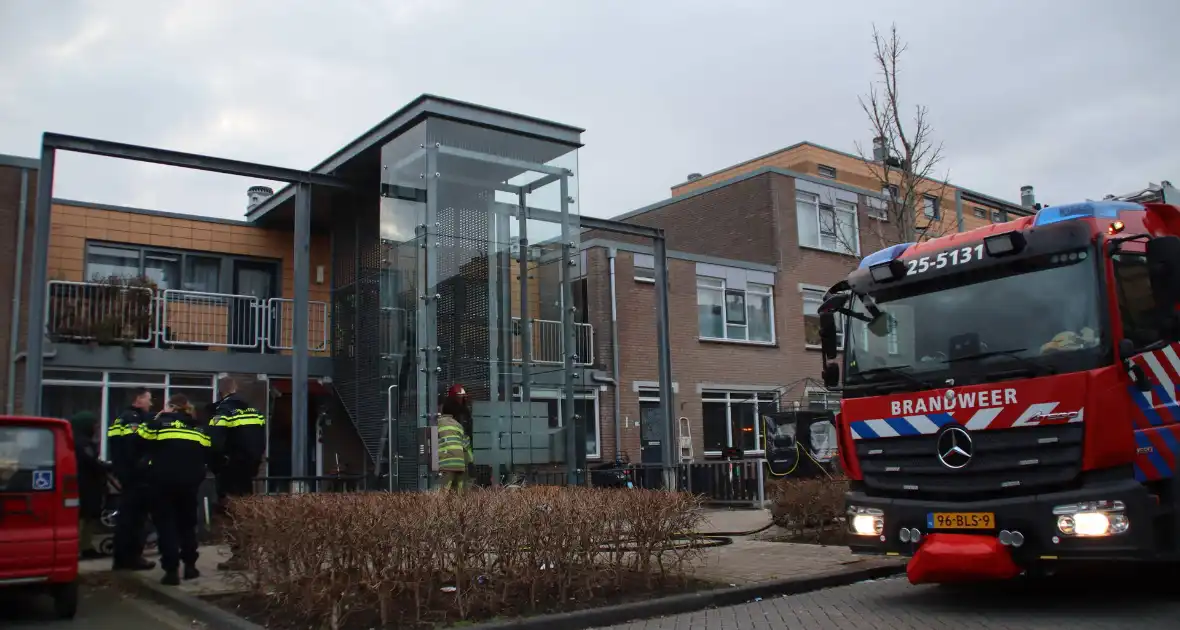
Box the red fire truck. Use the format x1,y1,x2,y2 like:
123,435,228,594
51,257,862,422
816,200,1180,584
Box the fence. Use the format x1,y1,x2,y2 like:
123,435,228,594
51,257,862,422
45,280,329,353
511,317,594,366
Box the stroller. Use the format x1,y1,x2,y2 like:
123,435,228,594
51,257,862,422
92,470,157,557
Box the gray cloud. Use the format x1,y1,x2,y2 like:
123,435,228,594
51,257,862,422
1,0,1177,220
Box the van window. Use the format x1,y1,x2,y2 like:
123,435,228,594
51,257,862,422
0,427,56,492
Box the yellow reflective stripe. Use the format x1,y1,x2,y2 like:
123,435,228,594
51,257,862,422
153,428,212,447
107,425,135,437
211,411,266,428
136,425,158,439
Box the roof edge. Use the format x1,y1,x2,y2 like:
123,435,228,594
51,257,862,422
54,198,254,227
0,153,40,170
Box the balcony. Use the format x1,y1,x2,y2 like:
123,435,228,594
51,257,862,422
45,280,329,353
511,317,594,367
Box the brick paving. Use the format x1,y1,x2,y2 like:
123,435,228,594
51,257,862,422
598,570,1180,629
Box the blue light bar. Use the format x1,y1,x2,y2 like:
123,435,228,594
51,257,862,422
1033,201,1143,227
859,242,915,269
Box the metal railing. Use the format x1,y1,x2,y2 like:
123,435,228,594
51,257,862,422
45,280,329,353
511,317,594,366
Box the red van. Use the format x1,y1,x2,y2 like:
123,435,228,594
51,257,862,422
0,415,80,619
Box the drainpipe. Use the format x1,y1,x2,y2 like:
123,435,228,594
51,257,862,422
7,168,29,415
608,248,623,464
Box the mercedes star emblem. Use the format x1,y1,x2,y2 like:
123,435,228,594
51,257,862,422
937,426,973,469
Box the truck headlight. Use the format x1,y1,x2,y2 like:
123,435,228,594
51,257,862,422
848,506,884,536
1053,500,1129,537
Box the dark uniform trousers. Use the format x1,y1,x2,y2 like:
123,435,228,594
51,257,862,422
139,418,211,573
107,419,150,566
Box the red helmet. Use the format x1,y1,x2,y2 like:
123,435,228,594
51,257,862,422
447,384,467,399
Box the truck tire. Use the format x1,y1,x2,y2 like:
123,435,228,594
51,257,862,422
52,581,79,619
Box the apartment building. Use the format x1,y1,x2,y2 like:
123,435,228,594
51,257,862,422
580,141,1034,464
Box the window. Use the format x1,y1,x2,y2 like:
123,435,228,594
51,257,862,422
633,253,655,283
923,196,940,220
87,245,139,280
803,287,843,349
697,277,775,343
514,389,601,459
867,198,889,221
797,190,858,255
991,209,1005,223
1113,253,1159,348
973,207,987,219
0,426,56,492
803,387,841,411
84,244,225,293
817,164,838,179
702,391,778,455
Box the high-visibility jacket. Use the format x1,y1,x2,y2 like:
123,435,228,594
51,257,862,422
106,407,151,484
207,394,266,468
137,412,212,487
437,414,473,473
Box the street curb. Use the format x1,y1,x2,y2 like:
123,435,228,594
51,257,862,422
114,560,905,630
464,561,906,630
111,573,264,630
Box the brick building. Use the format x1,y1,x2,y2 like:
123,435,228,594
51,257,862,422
579,141,1034,464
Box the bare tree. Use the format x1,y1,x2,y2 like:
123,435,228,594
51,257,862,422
852,23,953,251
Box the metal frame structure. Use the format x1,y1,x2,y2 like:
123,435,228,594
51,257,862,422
24,132,353,481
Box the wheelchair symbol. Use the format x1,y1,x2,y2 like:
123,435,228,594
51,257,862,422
32,470,53,491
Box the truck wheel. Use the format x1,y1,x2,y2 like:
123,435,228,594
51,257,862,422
52,581,79,619
98,536,115,556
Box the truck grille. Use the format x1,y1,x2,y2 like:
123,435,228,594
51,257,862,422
857,424,1083,500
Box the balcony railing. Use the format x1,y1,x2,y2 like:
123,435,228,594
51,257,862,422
511,317,594,366
45,280,328,353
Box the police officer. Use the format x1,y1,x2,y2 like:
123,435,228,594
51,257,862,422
207,376,266,570
107,387,155,571
139,394,211,585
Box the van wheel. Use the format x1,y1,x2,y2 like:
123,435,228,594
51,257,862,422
52,581,79,619
98,536,115,556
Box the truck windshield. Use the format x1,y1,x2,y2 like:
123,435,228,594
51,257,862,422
846,248,1103,383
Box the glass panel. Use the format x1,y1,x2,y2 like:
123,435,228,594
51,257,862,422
107,386,165,424
702,400,728,452
0,427,55,492
86,245,139,281
144,251,181,290
748,289,773,343
698,285,724,338
169,374,214,387
184,256,221,293
109,372,166,384
731,401,757,452
724,290,747,325
575,397,598,458
40,384,103,455
43,369,103,383
796,193,819,249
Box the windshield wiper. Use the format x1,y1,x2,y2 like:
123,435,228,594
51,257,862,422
851,364,934,389
943,348,1057,375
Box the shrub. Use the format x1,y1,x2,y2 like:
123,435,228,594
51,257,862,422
223,487,704,628
769,476,849,543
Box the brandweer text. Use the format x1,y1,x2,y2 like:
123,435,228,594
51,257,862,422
890,388,1017,416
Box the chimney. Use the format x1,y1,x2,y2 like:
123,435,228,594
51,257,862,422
872,136,887,162
1020,185,1036,209
247,185,275,212
686,173,703,181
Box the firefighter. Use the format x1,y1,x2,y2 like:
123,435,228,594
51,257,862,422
107,387,156,571
206,376,266,570
438,385,474,491
138,394,211,586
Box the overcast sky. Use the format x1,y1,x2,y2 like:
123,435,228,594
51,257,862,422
1,0,1177,220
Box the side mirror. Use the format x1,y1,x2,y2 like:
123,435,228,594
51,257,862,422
819,313,839,359
1147,235,1180,334
822,362,841,388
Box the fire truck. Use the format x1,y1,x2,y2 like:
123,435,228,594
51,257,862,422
815,199,1180,584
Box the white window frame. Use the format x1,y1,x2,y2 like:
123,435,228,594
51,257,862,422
796,190,860,255
41,370,216,460
973,207,987,219
802,287,843,350
801,387,841,411
696,276,776,344
991,209,1005,223
633,253,655,284
817,164,838,179
701,390,779,456
517,388,602,460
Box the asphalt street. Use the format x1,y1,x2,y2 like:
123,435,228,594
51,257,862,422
602,567,1180,630
0,576,199,630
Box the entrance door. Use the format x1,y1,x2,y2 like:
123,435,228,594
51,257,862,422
639,400,665,489
231,262,277,351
